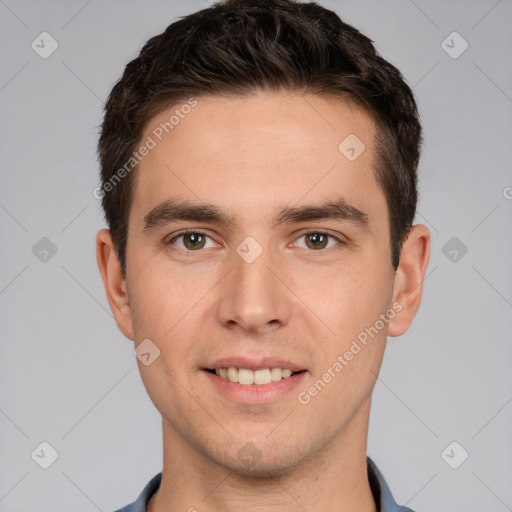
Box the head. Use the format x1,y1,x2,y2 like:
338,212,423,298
96,0,430,476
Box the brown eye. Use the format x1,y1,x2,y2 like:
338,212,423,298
182,232,206,250
293,231,344,251
167,231,216,251
304,232,329,250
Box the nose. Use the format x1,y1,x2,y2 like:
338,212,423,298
215,242,291,336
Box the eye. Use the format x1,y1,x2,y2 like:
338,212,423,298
293,231,344,251
166,230,218,251
164,229,344,254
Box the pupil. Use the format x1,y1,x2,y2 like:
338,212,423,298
307,233,327,250
186,233,204,249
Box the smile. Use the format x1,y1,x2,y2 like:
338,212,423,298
207,367,303,385
203,367,308,405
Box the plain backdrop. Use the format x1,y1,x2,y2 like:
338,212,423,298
1,1,511,511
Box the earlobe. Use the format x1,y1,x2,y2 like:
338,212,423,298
96,228,135,340
387,224,431,337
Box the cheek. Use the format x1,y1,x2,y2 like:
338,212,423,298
302,260,393,397
126,259,209,380
305,276,391,414
128,269,195,413
312,260,392,339
127,271,178,346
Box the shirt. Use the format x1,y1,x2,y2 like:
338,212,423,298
114,456,415,512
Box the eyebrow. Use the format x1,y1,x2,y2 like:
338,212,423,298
141,196,370,234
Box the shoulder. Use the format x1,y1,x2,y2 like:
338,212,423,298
113,472,162,512
367,457,417,512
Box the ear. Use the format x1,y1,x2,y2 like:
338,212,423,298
96,228,135,340
387,224,431,337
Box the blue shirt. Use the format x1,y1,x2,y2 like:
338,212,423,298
114,457,415,512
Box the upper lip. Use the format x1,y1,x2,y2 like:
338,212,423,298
205,357,306,372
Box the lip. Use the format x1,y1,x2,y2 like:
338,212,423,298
203,369,308,405
205,356,306,372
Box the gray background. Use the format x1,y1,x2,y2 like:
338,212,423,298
1,0,511,510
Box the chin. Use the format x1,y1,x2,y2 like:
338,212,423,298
223,455,302,478
207,436,313,478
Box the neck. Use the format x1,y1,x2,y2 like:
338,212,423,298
148,399,377,512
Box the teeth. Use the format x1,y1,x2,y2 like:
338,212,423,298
213,367,297,385
254,369,271,385
271,368,282,381
238,368,254,385
227,367,238,383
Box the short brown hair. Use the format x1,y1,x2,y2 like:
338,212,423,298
98,0,422,276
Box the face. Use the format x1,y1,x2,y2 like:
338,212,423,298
97,92,429,476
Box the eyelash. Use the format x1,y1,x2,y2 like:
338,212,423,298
164,229,345,256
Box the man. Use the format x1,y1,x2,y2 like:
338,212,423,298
96,0,430,510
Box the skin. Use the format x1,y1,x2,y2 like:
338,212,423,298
97,92,430,512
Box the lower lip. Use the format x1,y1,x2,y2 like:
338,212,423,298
203,370,307,404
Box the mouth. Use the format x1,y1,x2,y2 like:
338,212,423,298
204,367,306,385
201,359,308,404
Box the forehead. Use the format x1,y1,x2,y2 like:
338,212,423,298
131,92,385,228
